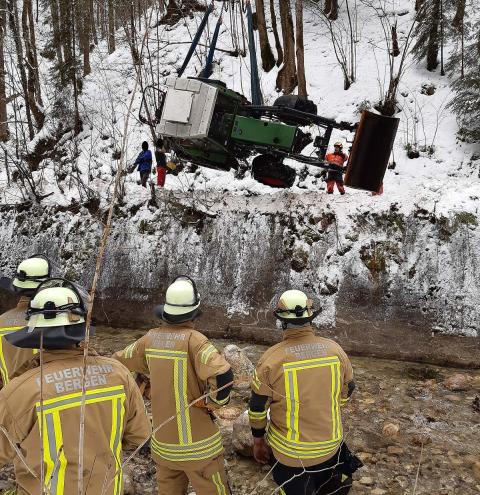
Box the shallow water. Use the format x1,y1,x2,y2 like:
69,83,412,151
93,326,480,495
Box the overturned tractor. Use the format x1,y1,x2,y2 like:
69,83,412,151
153,76,399,192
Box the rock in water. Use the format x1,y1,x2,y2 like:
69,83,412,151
443,373,472,391
222,345,255,390
232,411,254,457
382,422,400,438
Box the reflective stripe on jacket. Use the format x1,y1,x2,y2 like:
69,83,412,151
0,348,150,495
249,325,354,468
0,297,37,386
113,322,232,470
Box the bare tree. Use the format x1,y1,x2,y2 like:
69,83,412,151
255,0,275,71
82,0,91,75
276,0,297,94
296,0,307,96
0,0,8,141
269,0,283,66
363,0,424,115
309,0,358,90
108,0,116,53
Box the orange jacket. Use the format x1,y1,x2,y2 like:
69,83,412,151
325,152,348,167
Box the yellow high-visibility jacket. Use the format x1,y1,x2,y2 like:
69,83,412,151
113,321,232,471
0,348,150,495
0,297,37,386
249,325,354,467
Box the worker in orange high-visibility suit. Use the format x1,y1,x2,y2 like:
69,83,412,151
325,142,348,195
113,276,234,495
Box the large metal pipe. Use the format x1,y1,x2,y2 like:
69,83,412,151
344,111,399,192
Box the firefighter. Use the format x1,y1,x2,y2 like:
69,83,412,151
248,290,361,494
0,254,51,387
325,141,348,195
113,276,233,495
0,279,150,495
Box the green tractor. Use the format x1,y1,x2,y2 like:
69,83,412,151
141,1,399,192
152,76,399,191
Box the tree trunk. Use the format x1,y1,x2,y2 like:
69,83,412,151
90,0,97,44
276,0,297,94
50,0,64,71
426,0,440,71
327,0,338,20
0,0,9,141
108,0,115,53
452,0,465,29
7,0,34,138
82,0,91,75
24,0,42,102
22,0,45,130
255,0,275,72
99,0,106,39
296,0,306,96
269,0,283,66
71,0,81,133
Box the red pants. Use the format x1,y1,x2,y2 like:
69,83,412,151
326,180,345,194
157,167,166,187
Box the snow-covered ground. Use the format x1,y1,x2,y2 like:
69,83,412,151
1,0,478,217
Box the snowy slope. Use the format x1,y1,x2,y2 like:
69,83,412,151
1,0,479,216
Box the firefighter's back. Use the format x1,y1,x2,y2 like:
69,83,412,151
264,331,351,464
142,324,226,468
0,349,149,495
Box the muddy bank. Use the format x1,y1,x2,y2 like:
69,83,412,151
0,190,479,367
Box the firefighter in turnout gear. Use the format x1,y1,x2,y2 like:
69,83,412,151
0,279,150,495
113,276,234,495
325,142,348,195
0,255,51,387
248,290,361,495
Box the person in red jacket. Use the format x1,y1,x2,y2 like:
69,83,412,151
325,142,348,195
154,138,167,188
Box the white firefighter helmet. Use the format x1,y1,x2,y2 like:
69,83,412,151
155,276,200,323
274,289,321,325
0,254,51,294
5,279,90,349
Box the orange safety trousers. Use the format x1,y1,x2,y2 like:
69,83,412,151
326,180,345,194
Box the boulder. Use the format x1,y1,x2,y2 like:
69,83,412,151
222,344,255,390
443,373,472,391
382,423,400,439
232,411,254,457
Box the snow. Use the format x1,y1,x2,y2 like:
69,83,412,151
0,1,479,336
1,0,478,216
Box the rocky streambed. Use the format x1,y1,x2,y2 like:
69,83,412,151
0,326,478,494
102,327,480,494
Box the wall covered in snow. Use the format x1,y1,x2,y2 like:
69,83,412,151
0,188,478,343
